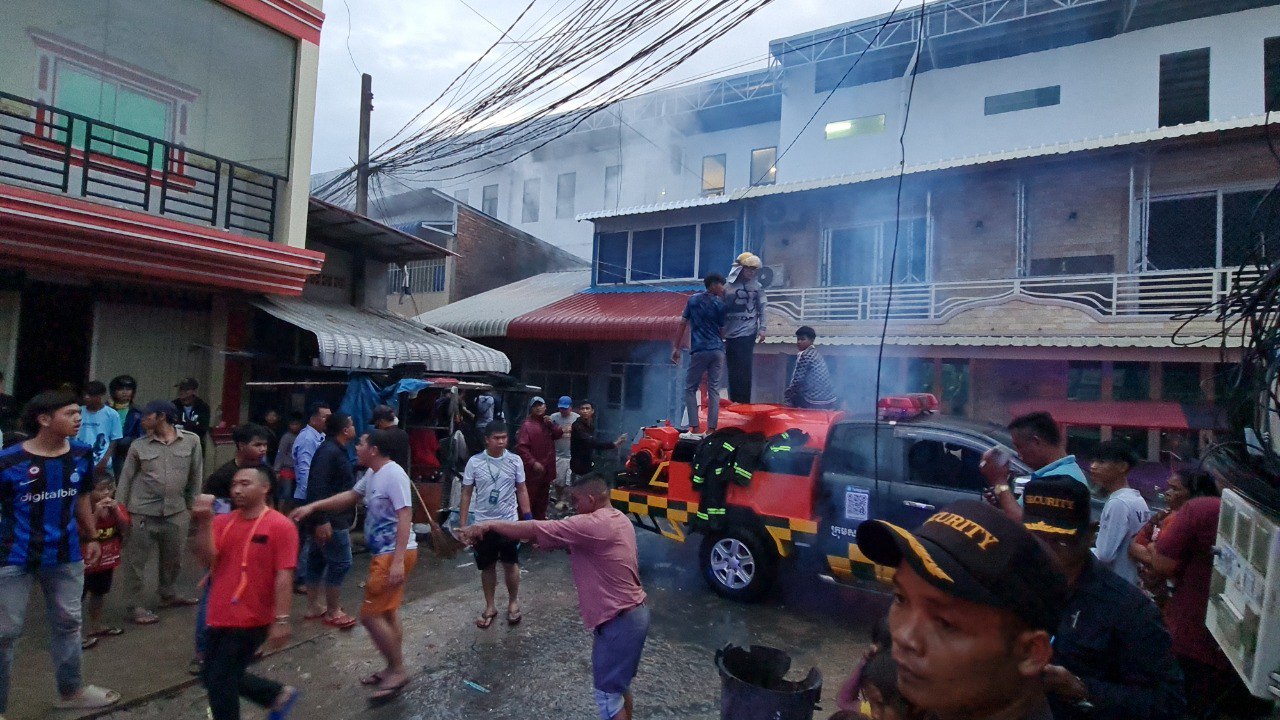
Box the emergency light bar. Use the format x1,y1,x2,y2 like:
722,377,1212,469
877,393,940,420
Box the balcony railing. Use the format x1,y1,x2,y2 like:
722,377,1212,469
768,267,1263,323
0,91,282,241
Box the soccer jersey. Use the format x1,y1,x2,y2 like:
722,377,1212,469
0,442,92,568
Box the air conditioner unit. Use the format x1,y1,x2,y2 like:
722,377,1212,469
759,264,788,289
760,202,807,229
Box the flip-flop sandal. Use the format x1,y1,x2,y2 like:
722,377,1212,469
89,627,124,637
507,609,522,626
81,636,99,650
53,685,119,709
268,687,301,720
323,612,358,630
368,679,409,704
475,611,497,629
130,610,159,625
360,672,385,686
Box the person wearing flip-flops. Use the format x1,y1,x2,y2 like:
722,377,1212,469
299,413,358,632
191,468,301,720
459,424,532,630
81,474,130,650
0,391,120,715
290,430,418,703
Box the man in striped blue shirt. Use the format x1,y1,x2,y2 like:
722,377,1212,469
0,391,118,714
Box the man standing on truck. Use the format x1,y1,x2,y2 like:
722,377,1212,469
671,273,727,434
783,326,838,409
856,500,1068,720
723,252,766,403
981,411,1087,522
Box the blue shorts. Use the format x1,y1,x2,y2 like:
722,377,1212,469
592,603,650,720
302,528,353,587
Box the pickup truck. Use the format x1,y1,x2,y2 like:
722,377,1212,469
611,394,1044,601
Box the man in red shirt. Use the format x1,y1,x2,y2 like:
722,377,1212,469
191,467,300,720
516,397,563,521
458,474,648,720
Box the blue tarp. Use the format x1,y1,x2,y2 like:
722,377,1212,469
339,375,437,436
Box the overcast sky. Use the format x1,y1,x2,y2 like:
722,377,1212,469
310,0,903,174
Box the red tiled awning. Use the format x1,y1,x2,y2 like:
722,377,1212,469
1008,400,1225,430
507,290,691,342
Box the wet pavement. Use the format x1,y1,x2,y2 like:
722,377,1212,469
11,531,888,720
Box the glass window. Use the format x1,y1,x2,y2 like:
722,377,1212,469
1113,362,1151,401
824,425,902,481
595,232,627,285
1066,426,1102,460
604,165,622,208
885,218,928,284
1147,195,1216,270
662,225,696,279
904,439,987,492
984,86,1061,116
824,115,886,140
941,359,969,416
630,229,661,281
1068,361,1103,401
1267,37,1280,113
1162,363,1204,403
906,358,935,394
1111,428,1151,461
1159,48,1210,127
698,221,736,277
481,184,499,216
701,154,726,196
522,177,540,223
1222,189,1271,266
556,172,576,220
750,147,776,186
1160,429,1200,464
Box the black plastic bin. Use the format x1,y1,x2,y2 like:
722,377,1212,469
717,645,822,720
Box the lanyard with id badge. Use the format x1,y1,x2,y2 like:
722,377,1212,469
486,457,502,507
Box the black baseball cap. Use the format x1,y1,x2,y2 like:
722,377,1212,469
141,400,178,421
1022,475,1092,539
175,377,199,391
856,500,1067,632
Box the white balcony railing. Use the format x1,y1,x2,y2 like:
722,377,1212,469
767,267,1262,323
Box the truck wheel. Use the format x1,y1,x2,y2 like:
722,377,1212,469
699,527,778,602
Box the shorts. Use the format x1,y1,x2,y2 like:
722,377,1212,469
83,568,114,597
472,532,521,570
362,550,418,615
592,603,650,720
555,457,573,487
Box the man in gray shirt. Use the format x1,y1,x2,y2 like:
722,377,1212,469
723,252,767,403
1088,441,1150,586
117,400,204,625
459,424,532,628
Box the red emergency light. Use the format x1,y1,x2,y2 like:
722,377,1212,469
877,393,940,420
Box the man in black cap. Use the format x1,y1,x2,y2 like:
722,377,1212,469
117,400,204,624
856,500,1067,720
1021,476,1184,720
173,377,211,445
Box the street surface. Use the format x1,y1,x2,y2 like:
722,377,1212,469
11,531,887,720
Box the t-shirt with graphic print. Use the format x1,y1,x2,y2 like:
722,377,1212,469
681,290,726,354
352,461,417,556
77,406,123,468
462,450,526,524
723,277,766,339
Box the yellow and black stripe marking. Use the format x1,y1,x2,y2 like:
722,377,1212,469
826,543,894,585
612,489,820,557
761,516,818,557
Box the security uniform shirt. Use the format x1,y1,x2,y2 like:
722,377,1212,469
117,429,204,517
1049,556,1185,720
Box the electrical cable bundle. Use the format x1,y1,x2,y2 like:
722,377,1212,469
313,0,779,206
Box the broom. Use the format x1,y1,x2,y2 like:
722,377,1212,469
410,479,464,559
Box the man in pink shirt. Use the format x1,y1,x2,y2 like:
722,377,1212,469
458,474,648,720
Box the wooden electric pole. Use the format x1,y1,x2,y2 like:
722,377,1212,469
352,73,373,306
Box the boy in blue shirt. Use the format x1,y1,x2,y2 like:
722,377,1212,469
672,273,727,433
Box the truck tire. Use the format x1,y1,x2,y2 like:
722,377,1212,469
699,526,778,602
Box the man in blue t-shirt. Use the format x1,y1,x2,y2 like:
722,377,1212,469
981,411,1089,522
671,273,727,433
77,380,123,477
0,391,119,713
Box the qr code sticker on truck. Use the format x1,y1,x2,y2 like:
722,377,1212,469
845,488,870,522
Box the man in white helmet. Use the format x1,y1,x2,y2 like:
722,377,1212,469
723,252,767,403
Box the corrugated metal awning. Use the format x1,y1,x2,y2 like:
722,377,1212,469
414,270,590,337
252,296,510,373
762,334,1245,349
307,197,456,263
507,289,691,341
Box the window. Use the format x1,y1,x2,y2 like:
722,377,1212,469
941,359,970,416
701,154,726,196
1159,49,1210,127
1147,189,1271,270
1111,428,1151,461
453,188,469,207
608,362,665,412
1068,361,1103,401
823,425,903,481
522,177,540,223
984,86,1060,116
1113,362,1151,401
824,115,886,140
592,221,737,285
555,172,576,219
1066,426,1102,460
604,165,622,208
53,64,171,169
750,147,777,186
481,184,498,216
1162,363,1204,403
823,218,928,286
1267,37,1280,113
905,439,987,492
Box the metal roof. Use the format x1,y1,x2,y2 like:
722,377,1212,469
413,271,590,338
577,114,1276,221
507,289,691,342
307,197,456,263
253,296,510,373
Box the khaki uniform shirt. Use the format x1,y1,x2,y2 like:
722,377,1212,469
117,429,204,517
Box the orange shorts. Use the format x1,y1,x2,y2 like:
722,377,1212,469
362,550,418,615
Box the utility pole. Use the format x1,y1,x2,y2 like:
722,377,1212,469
352,73,373,306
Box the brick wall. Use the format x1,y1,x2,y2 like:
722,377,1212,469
451,205,586,302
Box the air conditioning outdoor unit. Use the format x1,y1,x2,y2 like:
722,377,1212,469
758,264,788,289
